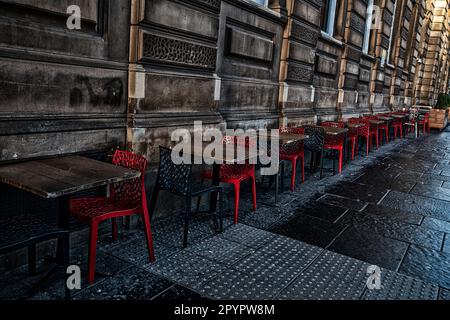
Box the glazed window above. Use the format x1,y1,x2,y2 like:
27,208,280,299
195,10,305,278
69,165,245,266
320,0,345,40
250,0,269,7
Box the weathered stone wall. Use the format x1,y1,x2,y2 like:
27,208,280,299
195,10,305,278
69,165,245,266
0,0,130,162
127,0,286,164
127,0,223,163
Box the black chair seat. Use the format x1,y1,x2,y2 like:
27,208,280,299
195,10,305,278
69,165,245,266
190,182,223,197
0,215,68,254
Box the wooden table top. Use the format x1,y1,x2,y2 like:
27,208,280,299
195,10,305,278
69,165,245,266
320,126,349,135
0,155,140,199
377,116,393,121
391,114,408,119
172,142,260,164
257,131,309,144
346,123,363,129
369,120,385,125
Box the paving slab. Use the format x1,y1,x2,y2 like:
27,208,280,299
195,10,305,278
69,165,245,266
272,213,347,248
328,227,409,271
399,245,450,289
279,251,369,300
361,268,439,300
380,190,450,222
318,194,368,211
74,266,173,300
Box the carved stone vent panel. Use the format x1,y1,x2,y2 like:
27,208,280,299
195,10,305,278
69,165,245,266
350,13,365,33
189,0,221,10
291,22,319,46
380,35,390,49
142,33,217,69
287,63,314,82
303,0,323,8
384,10,393,26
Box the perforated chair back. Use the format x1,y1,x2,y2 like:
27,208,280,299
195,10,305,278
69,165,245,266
111,150,148,207
303,125,325,153
157,146,192,196
321,121,345,128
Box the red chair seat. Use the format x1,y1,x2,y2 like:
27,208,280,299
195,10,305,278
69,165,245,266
203,169,253,183
71,197,139,222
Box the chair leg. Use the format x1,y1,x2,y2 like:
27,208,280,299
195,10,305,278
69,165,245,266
351,139,355,160
290,158,297,191
301,156,305,182
183,197,191,248
28,244,37,276
195,175,205,214
376,132,379,149
111,218,118,241
142,208,156,263
320,150,324,180
366,136,370,155
148,184,160,220
88,221,99,284
332,155,336,175
251,174,257,212
233,182,241,224
62,234,71,300
338,148,343,174
218,188,224,233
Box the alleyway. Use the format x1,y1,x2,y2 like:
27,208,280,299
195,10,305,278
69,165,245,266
2,129,450,300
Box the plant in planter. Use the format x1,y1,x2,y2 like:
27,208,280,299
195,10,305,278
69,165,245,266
430,93,449,130
435,93,450,109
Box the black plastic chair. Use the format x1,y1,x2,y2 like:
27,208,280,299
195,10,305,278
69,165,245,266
0,214,69,298
148,146,224,248
303,125,325,179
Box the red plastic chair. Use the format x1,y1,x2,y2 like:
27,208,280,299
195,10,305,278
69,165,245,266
366,115,389,144
392,117,403,139
348,118,373,156
418,113,430,134
321,121,345,174
70,150,155,284
203,136,256,224
280,127,305,191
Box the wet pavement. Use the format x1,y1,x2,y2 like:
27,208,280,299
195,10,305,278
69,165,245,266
1,127,450,300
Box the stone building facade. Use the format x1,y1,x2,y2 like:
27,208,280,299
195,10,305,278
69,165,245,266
0,0,449,164
0,0,449,224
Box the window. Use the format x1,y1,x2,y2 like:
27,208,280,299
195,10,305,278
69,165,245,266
362,0,374,54
321,0,344,39
321,0,338,36
251,0,268,6
387,0,400,64
405,4,419,68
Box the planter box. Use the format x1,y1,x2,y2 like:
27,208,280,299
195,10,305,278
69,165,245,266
429,109,448,130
